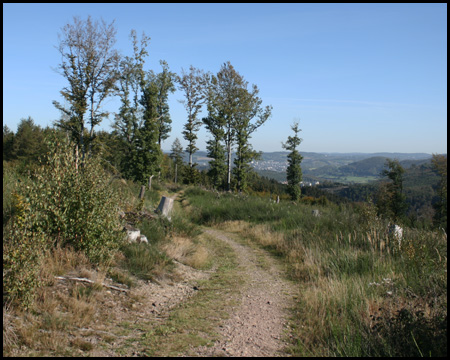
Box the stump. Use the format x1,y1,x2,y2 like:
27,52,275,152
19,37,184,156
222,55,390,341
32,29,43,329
156,196,174,219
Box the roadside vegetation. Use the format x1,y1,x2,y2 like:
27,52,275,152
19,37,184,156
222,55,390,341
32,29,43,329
182,187,447,357
3,134,207,356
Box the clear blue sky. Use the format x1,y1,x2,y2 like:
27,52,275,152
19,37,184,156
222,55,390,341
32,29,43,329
3,3,447,154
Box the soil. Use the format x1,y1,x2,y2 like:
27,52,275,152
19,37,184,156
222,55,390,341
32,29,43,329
7,226,297,357
90,227,297,357
188,229,297,357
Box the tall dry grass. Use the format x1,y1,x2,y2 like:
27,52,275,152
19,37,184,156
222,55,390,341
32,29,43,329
183,187,447,357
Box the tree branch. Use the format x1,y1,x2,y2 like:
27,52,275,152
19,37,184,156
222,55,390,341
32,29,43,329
55,276,129,293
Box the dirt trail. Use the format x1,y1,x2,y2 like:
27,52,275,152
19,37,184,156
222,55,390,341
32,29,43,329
190,228,297,357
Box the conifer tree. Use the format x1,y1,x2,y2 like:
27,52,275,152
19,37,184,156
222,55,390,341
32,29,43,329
170,138,185,183
282,121,303,201
379,159,408,222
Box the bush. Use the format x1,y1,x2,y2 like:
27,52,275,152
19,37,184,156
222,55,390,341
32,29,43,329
28,134,123,264
3,134,124,308
3,222,47,308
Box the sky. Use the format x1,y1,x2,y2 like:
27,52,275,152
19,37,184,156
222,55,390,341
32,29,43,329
3,3,447,154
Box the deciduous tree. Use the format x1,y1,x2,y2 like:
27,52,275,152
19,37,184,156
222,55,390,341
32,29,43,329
53,16,120,163
113,30,150,180
203,114,227,189
206,62,271,191
177,66,209,184
233,86,271,192
148,60,176,147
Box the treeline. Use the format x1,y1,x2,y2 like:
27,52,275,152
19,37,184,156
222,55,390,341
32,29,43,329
331,158,447,230
34,15,272,194
5,117,446,233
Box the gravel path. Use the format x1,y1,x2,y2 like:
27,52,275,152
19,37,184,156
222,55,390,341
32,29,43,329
190,228,296,357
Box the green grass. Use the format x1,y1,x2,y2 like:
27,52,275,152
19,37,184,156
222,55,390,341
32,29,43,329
182,187,447,357
119,231,244,357
3,159,446,358
342,176,378,183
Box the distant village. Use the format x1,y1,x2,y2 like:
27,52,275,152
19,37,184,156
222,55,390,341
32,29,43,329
251,159,288,173
251,159,320,187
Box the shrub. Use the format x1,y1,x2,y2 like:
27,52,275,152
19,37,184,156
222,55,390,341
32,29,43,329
3,133,124,308
24,134,124,265
3,222,47,308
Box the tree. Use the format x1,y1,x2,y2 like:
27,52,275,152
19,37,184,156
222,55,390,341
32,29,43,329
3,125,15,162
113,30,150,180
282,121,303,201
203,115,227,189
8,117,47,166
378,159,408,222
206,62,271,191
170,138,185,183
53,15,120,164
431,154,447,230
148,60,176,147
232,86,272,192
208,62,243,191
177,66,209,182
133,79,162,185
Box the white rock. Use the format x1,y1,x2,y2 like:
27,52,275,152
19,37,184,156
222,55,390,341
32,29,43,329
388,224,403,248
123,224,141,243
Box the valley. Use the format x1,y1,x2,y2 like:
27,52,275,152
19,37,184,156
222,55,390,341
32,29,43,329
175,150,435,184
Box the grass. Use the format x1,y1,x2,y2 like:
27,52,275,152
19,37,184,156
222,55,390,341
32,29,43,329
3,160,446,357
2,166,202,356
136,231,244,356
182,187,447,357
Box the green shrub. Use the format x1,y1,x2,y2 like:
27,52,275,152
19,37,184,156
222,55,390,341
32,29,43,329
23,134,124,265
3,134,124,308
3,221,47,308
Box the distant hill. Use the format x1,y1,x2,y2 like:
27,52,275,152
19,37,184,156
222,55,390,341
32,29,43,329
306,155,438,183
308,156,388,179
163,150,436,184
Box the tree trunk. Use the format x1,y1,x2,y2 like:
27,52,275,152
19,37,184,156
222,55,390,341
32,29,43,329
226,137,232,191
148,175,154,190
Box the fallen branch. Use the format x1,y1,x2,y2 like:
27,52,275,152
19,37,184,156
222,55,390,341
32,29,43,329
54,276,129,293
